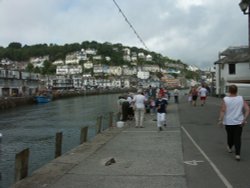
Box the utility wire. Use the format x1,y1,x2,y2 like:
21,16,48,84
112,0,149,51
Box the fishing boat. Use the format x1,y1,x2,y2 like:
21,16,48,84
35,95,51,103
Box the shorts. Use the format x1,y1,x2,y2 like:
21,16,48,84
200,96,206,100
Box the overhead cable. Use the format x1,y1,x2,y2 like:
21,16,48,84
112,0,149,51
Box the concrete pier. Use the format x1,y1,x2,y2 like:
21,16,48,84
11,103,187,188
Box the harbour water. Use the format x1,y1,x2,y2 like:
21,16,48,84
0,93,120,188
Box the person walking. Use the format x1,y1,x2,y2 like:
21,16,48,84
132,89,147,128
173,88,179,104
199,84,208,106
218,85,249,161
190,86,198,106
155,93,168,131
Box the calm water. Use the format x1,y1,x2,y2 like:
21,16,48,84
0,93,120,188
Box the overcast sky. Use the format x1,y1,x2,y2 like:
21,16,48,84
0,0,248,69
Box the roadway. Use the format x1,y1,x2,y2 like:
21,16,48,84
179,95,250,188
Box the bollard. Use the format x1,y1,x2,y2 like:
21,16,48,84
55,132,63,158
80,126,88,144
96,115,103,134
15,148,29,182
109,112,113,128
0,134,2,180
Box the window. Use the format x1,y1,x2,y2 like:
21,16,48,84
228,64,235,75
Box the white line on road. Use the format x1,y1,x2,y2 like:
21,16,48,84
181,126,233,188
123,130,180,133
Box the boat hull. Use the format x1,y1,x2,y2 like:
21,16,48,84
35,96,51,103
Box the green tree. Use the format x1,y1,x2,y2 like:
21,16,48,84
41,60,56,75
8,42,22,49
25,63,34,72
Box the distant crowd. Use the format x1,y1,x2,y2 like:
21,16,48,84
116,83,213,131
117,85,180,131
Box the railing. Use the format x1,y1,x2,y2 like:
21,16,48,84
14,112,114,182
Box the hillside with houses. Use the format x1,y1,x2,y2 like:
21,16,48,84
0,41,205,97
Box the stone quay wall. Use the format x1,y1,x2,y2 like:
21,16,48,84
0,88,136,111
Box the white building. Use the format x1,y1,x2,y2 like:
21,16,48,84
93,64,103,74
109,66,122,76
214,46,250,99
77,49,88,61
85,48,97,55
56,65,82,75
122,66,137,76
145,54,153,61
142,65,160,72
52,60,64,65
138,52,145,59
137,71,150,79
84,61,93,69
30,56,49,67
65,58,79,65
93,55,102,60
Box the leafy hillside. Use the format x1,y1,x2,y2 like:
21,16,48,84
0,41,202,80
0,41,180,67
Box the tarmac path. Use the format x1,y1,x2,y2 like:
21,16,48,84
179,95,250,188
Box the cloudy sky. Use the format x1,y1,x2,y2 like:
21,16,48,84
0,0,248,69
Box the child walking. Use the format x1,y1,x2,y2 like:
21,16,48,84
155,93,168,131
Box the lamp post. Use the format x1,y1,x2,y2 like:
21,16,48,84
239,0,250,47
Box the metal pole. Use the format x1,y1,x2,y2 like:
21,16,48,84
218,52,221,98
248,5,250,48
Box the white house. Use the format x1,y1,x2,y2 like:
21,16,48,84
84,61,93,69
30,56,49,67
65,58,79,65
52,75,73,89
56,65,82,75
142,65,160,72
214,46,250,99
145,54,153,62
131,52,138,62
93,55,102,60
77,49,88,61
72,75,83,89
122,66,137,76
85,48,97,55
123,55,131,62
109,66,122,76
93,64,103,74
1,58,12,65
105,56,111,62
52,60,64,65
137,71,150,79
123,48,130,55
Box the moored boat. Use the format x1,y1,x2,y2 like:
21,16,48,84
35,95,51,103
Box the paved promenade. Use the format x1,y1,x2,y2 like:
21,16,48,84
11,102,187,188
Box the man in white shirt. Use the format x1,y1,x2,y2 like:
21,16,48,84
132,89,147,128
199,85,208,106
